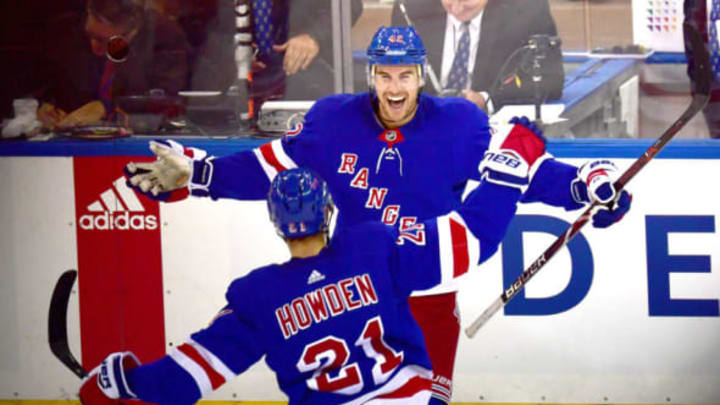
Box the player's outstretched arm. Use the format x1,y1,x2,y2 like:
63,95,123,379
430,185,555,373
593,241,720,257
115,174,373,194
388,182,524,295
391,117,543,292
79,302,264,405
122,113,324,202
79,350,206,405
511,128,632,228
122,138,291,202
123,139,212,202
463,116,548,260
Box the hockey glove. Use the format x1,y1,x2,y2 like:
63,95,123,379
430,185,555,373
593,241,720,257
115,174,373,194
592,189,632,228
124,139,213,202
79,352,140,405
479,116,548,192
571,159,619,204
571,159,633,228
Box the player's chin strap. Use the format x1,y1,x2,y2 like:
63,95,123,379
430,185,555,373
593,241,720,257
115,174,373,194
322,204,335,245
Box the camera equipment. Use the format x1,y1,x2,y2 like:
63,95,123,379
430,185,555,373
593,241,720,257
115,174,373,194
520,34,562,122
490,34,561,121
527,35,562,56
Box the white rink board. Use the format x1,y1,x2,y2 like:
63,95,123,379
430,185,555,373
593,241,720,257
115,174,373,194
454,158,720,404
0,157,81,399
0,156,719,403
160,196,289,401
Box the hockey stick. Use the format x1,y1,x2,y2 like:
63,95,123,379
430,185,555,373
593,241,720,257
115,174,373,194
48,269,87,378
465,23,712,338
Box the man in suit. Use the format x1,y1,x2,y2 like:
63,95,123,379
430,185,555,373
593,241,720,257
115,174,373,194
273,0,363,101
180,0,362,116
392,0,564,113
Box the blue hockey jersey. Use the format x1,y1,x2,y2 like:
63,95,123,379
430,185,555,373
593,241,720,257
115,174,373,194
125,182,521,405
199,93,583,233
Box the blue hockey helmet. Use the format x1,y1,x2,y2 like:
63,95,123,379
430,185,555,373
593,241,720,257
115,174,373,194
366,26,427,84
267,168,333,239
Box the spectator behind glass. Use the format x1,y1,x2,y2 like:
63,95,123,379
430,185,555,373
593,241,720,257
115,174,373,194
391,0,564,113
252,0,363,115
280,0,363,101
37,0,189,130
684,0,720,138
173,0,237,92
175,0,361,117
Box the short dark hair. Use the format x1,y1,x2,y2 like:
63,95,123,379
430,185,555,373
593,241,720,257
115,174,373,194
87,0,144,29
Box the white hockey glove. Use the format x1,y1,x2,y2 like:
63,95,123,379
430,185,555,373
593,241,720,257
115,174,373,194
123,140,212,202
571,159,633,228
79,352,140,405
479,116,549,192
571,159,618,204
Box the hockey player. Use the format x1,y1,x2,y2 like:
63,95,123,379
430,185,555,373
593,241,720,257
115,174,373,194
124,26,632,403
82,140,541,405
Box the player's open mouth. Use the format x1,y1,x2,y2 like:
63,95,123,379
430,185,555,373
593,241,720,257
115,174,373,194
387,95,406,110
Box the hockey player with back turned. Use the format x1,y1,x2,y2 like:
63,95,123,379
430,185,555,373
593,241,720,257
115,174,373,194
84,157,537,404
123,26,632,403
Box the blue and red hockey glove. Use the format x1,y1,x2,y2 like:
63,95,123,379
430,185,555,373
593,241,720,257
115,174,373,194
592,190,632,228
123,139,213,202
79,352,140,405
571,159,632,228
479,116,548,192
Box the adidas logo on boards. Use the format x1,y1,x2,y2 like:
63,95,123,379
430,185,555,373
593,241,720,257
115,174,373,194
307,269,325,285
78,177,158,231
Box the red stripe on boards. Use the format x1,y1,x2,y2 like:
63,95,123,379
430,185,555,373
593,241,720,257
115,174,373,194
449,218,469,277
73,156,165,405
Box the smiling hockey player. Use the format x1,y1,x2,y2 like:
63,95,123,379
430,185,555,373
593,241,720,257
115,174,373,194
123,26,631,403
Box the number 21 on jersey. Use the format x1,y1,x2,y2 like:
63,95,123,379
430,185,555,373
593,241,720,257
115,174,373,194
296,316,403,394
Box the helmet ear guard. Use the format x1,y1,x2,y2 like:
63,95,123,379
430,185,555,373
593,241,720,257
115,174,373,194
267,168,334,240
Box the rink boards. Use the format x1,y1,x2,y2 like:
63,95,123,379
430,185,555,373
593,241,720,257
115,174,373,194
0,140,719,404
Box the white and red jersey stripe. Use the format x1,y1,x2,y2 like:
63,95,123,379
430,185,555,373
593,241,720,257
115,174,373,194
252,139,298,181
342,365,433,405
409,211,482,297
436,211,481,285
430,382,452,404
169,339,236,397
